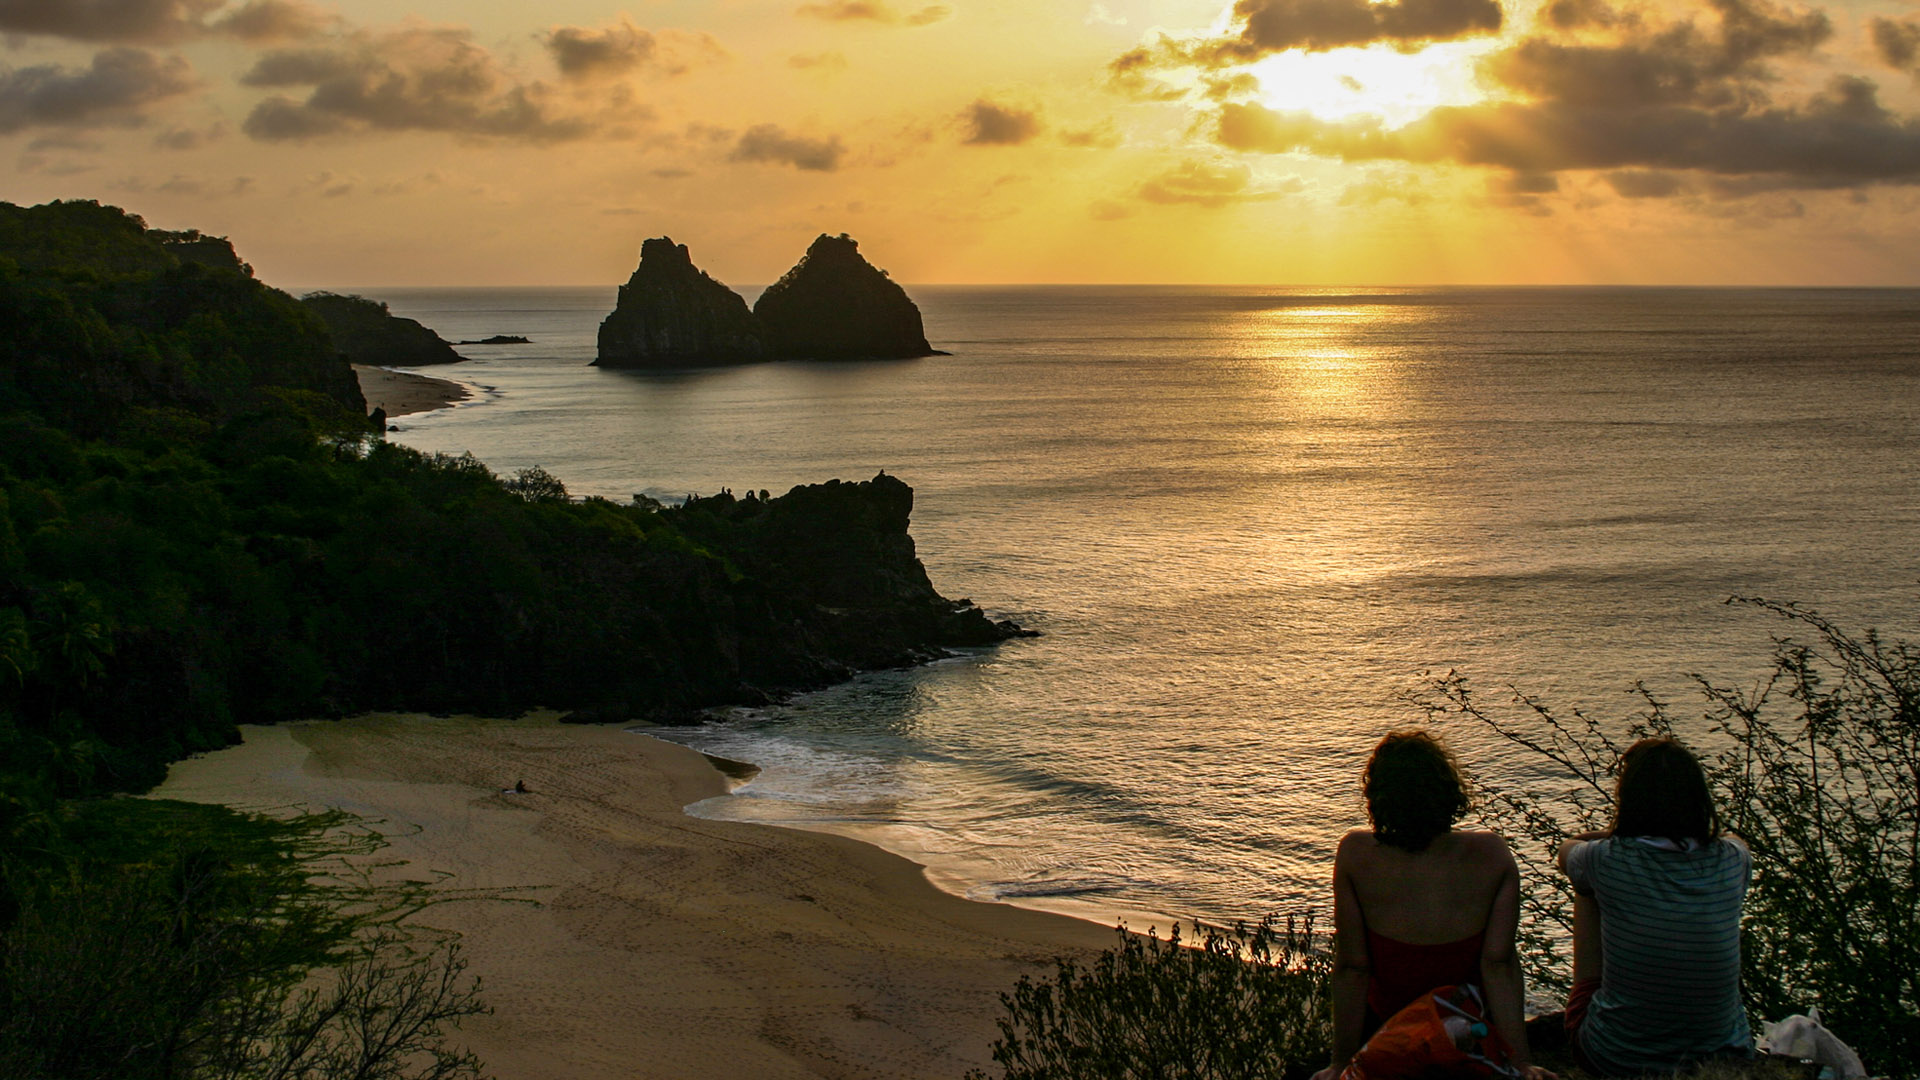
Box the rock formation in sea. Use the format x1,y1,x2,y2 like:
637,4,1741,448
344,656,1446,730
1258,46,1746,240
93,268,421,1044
752,234,934,361
595,237,768,367
300,292,467,367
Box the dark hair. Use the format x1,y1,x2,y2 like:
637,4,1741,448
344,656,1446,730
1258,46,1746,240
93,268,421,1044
1611,737,1719,844
1364,730,1470,852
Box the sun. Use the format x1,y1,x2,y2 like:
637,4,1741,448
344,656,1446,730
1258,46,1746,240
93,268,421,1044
1246,40,1498,126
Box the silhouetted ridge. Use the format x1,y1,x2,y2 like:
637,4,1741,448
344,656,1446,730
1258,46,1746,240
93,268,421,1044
301,292,467,367
753,233,934,361
595,237,768,367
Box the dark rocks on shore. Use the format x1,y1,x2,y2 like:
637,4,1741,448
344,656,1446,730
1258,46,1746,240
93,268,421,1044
595,237,768,368
301,292,467,367
458,335,531,345
754,234,935,361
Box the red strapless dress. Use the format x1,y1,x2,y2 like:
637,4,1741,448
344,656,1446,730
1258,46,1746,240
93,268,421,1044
1363,927,1486,1026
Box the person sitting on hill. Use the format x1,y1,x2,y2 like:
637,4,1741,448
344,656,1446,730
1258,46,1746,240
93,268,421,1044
1557,737,1753,1076
1312,730,1547,1080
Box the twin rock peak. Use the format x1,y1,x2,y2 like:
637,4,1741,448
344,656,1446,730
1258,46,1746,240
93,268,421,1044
595,233,939,368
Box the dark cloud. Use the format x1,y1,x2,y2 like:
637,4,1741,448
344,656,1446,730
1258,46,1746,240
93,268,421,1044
239,27,593,142
153,122,220,148
1210,0,1919,194
26,132,104,150
545,19,722,80
0,47,198,133
795,1,950,26
547,20,659,79
962,99,1040,145
729,123,844,170
1136,159,1296,206
0,0,221,43
1605,169,1689,197
210,0,334,42
1202,72,1260,101
1206,0,1503,58
1542,0,1632,30
1107,44,1187,100
1491,170,1560,193
1870,17,1920,72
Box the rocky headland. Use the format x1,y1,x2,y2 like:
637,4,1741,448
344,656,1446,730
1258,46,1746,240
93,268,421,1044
301,291,468,367
754,233,935,361
595,237,768,368
594,233,937,367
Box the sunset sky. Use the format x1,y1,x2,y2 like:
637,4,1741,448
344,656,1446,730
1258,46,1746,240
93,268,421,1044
4,0,1920,285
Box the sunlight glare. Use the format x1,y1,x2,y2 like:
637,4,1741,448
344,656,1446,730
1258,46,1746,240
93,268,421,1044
1248,41,1495,126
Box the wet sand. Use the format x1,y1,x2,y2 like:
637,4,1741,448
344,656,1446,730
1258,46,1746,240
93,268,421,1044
152,714,1113,1079
354,364,471,417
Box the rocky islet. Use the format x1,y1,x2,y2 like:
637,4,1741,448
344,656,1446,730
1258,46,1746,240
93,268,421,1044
594,233,937,368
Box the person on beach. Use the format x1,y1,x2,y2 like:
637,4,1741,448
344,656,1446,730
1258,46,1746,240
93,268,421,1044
1557,737,1752,1076
1313,730,1548,1080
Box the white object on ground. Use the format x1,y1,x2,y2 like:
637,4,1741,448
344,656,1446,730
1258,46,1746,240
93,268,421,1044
1759,1008,1867,1080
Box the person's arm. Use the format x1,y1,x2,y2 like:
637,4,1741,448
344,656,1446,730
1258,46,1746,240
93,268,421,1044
1311,835,1370,1080
1556,829,1610,890
1479,840,1538,1072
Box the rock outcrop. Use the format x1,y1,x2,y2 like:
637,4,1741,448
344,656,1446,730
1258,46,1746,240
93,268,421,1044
595,237,768,367
752,234,934,361
301,292,466,367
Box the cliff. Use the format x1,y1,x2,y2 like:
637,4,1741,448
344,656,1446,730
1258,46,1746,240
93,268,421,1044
595,237,768,368
753,234,934,361
301,292,467,368
0,199,365,432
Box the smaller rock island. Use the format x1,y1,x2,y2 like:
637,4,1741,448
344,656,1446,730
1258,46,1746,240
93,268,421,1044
753,234,935,361
595,237,768,368
301,292,467,367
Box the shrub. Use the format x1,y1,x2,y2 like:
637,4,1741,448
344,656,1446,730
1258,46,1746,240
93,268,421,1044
0,799,494,1080
1423,599,1918,1077
969,916,1330,1080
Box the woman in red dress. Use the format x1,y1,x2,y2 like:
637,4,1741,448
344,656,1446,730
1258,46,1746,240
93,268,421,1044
1311,730,1550,1080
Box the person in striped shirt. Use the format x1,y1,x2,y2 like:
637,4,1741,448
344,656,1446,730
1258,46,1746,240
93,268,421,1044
1557,738,1753,1076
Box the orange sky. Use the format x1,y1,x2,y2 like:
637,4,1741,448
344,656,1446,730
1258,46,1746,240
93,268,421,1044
5,0,1920,285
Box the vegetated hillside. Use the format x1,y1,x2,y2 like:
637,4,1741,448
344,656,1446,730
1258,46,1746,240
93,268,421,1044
0,200,1020,825
300,292,468,367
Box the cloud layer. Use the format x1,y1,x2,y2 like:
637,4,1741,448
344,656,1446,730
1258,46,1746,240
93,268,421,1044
729,124,845,170
0,47,198,133
239,26,594,141
1203,0,1920,194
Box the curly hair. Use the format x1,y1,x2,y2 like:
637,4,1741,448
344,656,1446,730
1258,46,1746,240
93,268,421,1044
1611,737,1720,844
1364,730,1471,852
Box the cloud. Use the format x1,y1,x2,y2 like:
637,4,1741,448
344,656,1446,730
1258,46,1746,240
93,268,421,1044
789,50,849,71
729,123,845,170
962,99,1041,144
1870,17,1920,72
795,1,950,26
0,0,222,43
1135,159,1299,206
1086,3,1128,27
0,47,199,133
210,0,335,42
1605,169,1690,197
1059,121,1120,147
545,19,723,80
1204,0,1503,58
1115,0,1502,75
152,121,221,148
1107,44,1189,100
1210,0,1920,193
239,26,594,142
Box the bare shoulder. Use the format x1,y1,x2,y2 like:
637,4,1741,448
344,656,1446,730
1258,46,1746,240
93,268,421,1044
1335,829,1377,864
1454,830,1518,864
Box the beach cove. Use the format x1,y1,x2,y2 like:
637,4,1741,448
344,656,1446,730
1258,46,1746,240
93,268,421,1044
152,715,1113,1080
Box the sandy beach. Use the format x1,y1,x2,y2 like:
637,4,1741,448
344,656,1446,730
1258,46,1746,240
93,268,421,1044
354,364,471,417
153,715,1113,1079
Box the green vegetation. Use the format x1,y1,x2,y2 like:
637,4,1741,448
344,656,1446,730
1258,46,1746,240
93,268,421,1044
1430,598,1918,1078
968,918,1330,1080
0,799,490,1079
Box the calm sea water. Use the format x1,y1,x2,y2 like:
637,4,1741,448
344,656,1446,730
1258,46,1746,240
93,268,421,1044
359,284,1920,928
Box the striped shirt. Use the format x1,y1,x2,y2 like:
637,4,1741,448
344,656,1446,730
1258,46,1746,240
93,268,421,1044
1565,835,1752,1075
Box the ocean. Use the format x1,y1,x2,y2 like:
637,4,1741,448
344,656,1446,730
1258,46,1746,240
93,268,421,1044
360,284,1920,929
